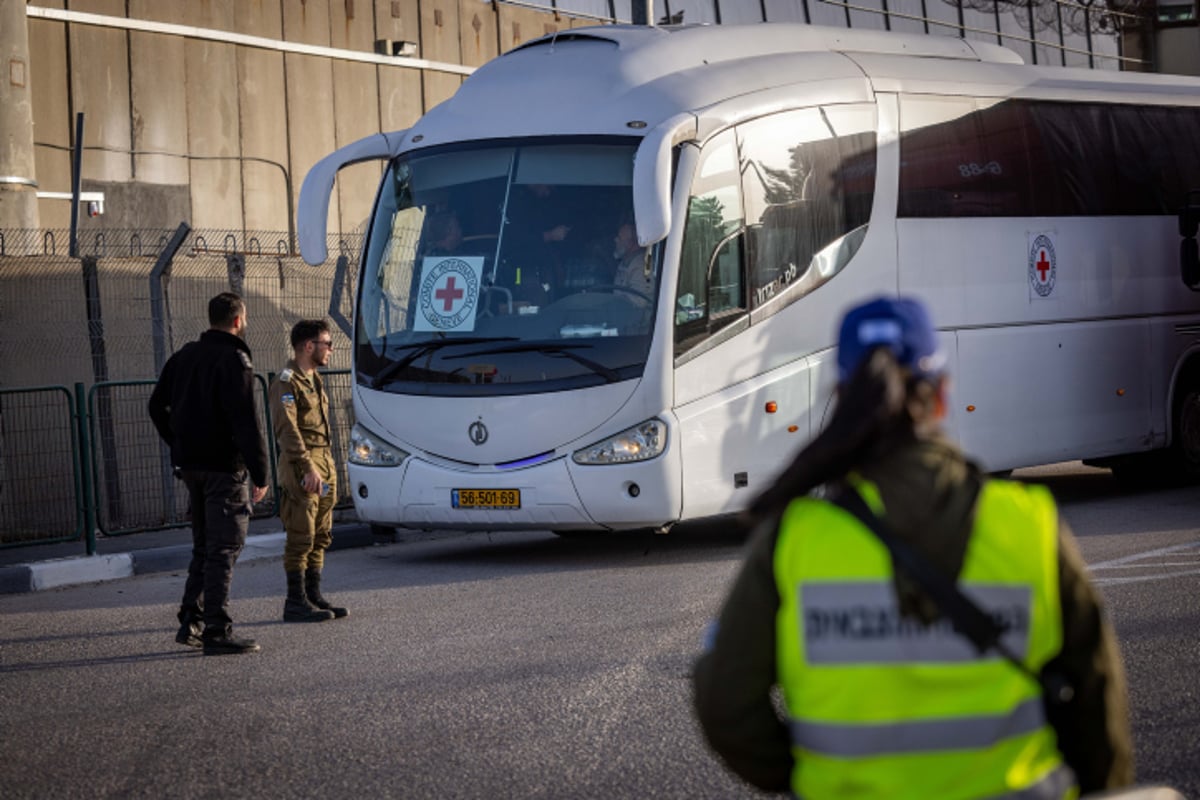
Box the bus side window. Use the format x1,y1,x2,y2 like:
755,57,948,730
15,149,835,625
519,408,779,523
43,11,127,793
676,131,746,353
740,104,877,311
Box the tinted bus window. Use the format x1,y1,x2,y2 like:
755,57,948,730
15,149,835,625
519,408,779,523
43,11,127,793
900,96,1200,218
675,130,747,353
739,104,876,311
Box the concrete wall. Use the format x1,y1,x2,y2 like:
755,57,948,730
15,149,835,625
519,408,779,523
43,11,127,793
236,3,292,235
22,0,589,239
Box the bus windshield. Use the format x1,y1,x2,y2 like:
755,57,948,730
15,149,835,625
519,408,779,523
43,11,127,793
356,137,658,396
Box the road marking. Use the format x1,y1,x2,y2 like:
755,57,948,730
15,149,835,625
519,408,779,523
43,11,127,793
1092,568,1200,587
1098,561,1200,568
1088,541,1200,587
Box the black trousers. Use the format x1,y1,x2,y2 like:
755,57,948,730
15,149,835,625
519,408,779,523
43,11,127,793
178,469,252,634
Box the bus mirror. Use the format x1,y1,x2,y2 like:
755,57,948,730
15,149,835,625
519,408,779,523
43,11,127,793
298,131,406,265
1183,237,1200,290
1180,191,1200,239
633,113,697,248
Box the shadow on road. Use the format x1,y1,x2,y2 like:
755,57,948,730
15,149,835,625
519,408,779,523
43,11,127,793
390,514,752,571
0,647,198,673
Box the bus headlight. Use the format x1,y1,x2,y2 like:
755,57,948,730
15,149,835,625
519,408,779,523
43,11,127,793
572,419,666,465
348,423,409,467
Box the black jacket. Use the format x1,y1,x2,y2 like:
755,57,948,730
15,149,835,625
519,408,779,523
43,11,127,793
148,329,269,486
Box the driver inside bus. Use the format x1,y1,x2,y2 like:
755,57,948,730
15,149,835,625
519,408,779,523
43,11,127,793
425,210,465,257
612,220,653,301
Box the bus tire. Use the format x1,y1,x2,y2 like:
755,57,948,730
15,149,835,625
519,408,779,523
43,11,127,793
1172,384,1200,481
551,529,600,539
369,524,398,544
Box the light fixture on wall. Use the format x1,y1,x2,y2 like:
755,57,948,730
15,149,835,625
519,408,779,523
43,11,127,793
374,39,418,57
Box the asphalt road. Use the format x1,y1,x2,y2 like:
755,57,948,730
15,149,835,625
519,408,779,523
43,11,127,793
1,461,1198,799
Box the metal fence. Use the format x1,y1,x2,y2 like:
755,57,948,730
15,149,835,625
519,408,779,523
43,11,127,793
0,224,364,552
0,385,84,546
0,371,354,551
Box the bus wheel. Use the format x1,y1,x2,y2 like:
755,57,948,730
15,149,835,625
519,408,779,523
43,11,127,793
369,524,398,544
1173,386,1200,481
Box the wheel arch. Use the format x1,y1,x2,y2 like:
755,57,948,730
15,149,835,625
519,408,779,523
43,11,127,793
1166,344,1200,445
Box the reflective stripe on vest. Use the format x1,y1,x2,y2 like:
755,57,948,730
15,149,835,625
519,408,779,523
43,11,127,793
773,479,1071,800
788,696,1045,757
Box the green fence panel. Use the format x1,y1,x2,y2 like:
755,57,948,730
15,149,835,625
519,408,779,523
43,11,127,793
87,379,186,536
87,379,279,536
0,385,84,548
84,369,353,537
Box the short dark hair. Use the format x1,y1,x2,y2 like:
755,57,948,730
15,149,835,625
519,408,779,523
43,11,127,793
427,210,459,246
290,318,330,349
208,292,245,328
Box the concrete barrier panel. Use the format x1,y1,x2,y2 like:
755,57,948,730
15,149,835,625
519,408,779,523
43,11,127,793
283,0,339,238
330,0,384,233
372,0,425,134
459,0,500,68
235,3,291,236
28,6,73,230
68,0,133,184
184,1,244,231
421,0,465,111
128,27,189,186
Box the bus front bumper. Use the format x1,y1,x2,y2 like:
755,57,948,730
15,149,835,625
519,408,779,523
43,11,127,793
347,452,680,532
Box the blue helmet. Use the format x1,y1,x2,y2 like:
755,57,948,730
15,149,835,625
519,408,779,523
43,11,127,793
836,296,945,383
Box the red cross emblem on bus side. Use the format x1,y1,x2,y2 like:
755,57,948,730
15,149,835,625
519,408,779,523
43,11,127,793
1029,234,1056,298
435,275,465,311
1035,250,1051,283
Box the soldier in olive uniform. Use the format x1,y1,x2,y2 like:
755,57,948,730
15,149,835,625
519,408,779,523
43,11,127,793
269,319,347,623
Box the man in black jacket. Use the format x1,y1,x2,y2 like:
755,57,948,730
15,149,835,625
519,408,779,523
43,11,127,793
149,292,270,656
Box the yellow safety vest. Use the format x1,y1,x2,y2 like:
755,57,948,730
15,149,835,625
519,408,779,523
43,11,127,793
773,479,1076,800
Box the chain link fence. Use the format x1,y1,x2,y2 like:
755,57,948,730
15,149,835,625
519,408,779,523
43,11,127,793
0,226,364,548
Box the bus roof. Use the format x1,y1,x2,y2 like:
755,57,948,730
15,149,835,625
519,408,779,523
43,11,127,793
402,23,1200,152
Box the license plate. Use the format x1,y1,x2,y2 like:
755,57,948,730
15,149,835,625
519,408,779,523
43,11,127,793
452,488,521,510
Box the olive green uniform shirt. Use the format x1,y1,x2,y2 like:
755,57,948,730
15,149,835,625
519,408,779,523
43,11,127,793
269,359,332,484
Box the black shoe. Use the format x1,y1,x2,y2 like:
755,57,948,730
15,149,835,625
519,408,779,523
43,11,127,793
283,597,335,623
176,606,203,648
305,568,349,619
175,621,202,648
202,632,261,655
312,599,349,619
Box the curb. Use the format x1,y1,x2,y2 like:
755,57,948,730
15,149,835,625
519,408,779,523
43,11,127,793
0,525,372,596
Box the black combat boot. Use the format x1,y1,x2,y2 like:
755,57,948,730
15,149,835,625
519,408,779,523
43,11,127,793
201,626,260,656
284,571,334,623
175,605,203,648
305,567,349,619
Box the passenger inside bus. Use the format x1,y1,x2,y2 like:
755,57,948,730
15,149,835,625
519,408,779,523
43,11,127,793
424,210,464,257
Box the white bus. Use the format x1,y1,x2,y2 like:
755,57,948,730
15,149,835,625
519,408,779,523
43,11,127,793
298,23,1200,534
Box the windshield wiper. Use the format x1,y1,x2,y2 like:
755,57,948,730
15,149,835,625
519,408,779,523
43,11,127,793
445,342,622,384
370,336,518,388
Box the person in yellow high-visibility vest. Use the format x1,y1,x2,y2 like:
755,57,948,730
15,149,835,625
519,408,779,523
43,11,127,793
693,296,1133,798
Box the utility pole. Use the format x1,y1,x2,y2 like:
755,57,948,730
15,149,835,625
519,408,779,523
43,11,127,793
0,0,40,244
